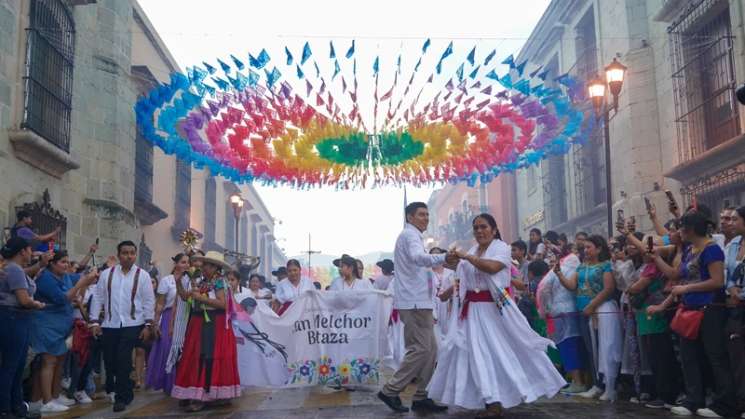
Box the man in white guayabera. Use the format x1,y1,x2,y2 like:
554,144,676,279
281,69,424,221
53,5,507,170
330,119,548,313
378,202,453,413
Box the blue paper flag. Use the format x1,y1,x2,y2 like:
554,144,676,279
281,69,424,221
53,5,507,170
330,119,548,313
296,65,305,79
203,62,217,74
285,47,294,65
301,42,312,65
217,59,231,74
230,55,244,70
469,65,480,80
373,56,379,75
529,65,543,78
483,50,496,66
501,54,515,68
397,54,402,74
440,42,453,60
538,69,550,80
514,79,530,95
314,61,320,78
414,57,422,72
515,60,527,76
345,40,355,59
265,67,281,87
332,60,340,80
436,61,443,74
466,46,476,66
248,70,260,87
485,69,499,81
329,41,336,59
456,63,464,82
211,77,229,90
249,49,270,69
422,38,431,53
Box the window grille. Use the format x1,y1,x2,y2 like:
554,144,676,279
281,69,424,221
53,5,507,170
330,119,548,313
22,0,75,152
14,189,67,249
669,0,740,162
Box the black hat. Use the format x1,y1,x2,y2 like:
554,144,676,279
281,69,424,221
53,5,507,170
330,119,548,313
1,236,30,259
271,266,288,277
333,254,358,267
375,259,394,273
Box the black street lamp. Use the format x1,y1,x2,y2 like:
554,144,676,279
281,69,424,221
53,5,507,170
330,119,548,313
229,193,244,252
587,57,627,237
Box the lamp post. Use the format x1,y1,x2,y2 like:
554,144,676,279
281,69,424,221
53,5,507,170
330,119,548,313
229,193,244,252
587,57,627,237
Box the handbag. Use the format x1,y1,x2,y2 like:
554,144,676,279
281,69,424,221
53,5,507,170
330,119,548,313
670,305,705,340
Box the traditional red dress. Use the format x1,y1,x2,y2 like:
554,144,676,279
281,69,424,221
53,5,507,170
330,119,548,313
172,278,241,401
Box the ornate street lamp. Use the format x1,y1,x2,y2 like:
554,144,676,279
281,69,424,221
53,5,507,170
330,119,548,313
229,193,244,251
587,58,627,237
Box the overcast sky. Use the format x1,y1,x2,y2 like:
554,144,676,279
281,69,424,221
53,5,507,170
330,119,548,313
138,0,551,257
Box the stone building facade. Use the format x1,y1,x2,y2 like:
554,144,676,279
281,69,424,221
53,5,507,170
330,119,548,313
0,0,285,275
513,0,745,238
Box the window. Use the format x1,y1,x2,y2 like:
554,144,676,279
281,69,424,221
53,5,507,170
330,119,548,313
22,0,75,152
134,131,153,204
204,178,216,243
670,0,740,161
174,159,191,229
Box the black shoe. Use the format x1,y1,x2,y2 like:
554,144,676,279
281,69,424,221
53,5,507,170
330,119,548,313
113,402,127,412
378,391,409,413
411,398,448,412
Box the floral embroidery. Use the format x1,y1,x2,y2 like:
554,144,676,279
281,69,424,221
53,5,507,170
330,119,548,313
287,357,380,385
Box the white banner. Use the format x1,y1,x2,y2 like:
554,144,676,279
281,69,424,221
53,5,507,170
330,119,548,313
234,290,393,387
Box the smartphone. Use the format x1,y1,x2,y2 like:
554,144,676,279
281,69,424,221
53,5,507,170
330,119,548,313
617,209,625,221
647,236,654,253
665,190,678,211
644,196,652,213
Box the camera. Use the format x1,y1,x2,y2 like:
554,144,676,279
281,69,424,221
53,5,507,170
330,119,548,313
737,83,745,105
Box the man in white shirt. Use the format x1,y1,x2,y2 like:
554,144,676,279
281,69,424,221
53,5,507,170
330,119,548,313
378,202,452,413
90,241,154,413
373,259,394,290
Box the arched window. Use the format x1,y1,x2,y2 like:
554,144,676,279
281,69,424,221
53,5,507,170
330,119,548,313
22,0,75,151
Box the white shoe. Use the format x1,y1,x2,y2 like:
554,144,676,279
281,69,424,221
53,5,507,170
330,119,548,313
54,394,76,406
599,391,616,402
577,386,602,399
28,401,42,413
41,401,69,413
696,408,723,418
61,377,71,390
670,406,694,416
107,392,116,403
73,390,93,404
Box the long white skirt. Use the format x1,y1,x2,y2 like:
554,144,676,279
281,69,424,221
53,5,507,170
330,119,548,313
384,318,406,370
427,301,566,410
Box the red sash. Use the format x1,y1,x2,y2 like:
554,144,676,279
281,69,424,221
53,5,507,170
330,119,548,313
460,290,494,320
277,301,292,316
389,309,400,325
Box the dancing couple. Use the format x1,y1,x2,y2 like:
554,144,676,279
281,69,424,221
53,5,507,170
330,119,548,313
378,202,565,418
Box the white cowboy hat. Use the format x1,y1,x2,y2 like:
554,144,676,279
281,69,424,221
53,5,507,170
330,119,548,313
193,251,232,271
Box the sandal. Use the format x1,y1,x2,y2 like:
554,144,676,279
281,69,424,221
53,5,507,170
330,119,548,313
475,402,504,419
185,401,205,412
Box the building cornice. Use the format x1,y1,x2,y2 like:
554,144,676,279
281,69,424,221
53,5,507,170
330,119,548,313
132,1,181,73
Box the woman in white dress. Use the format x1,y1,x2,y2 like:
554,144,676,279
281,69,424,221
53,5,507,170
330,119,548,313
427,213,566,418
273,259,314,315
429,247,455,340
384,279,406,371
329,255,374,291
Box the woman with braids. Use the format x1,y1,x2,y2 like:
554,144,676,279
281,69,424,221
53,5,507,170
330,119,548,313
555,235,622,402
172,251,240,412
144,253,190,394
427,214,565,419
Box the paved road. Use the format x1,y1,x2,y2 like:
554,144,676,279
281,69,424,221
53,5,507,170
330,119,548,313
48,384,672,419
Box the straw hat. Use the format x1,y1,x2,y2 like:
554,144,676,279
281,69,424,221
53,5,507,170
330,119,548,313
193,250,232,271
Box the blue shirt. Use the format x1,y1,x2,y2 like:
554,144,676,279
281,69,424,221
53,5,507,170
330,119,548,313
680,243,725,307
575,261,612,311
0,262,36,308
725,236,742,292
34,269,80,318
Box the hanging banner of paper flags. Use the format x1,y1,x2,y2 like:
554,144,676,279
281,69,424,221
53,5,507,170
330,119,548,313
135,40,594,189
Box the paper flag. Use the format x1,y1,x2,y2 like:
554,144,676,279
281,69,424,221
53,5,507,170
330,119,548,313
483,49,496,66
301,42,312,65
373,57,379,75
230,55,244,70
217,59,231,74
296,65,304,79
467,47,476,66
345,40,355,59
422,38,431,53
329,41,336,59
285,47,294,65
332,60,341,80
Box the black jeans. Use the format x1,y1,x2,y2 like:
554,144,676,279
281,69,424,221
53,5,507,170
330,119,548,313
726,307,745,410
642,331,681,404
0,308,31,415
102,326,142,404
678,306,736,415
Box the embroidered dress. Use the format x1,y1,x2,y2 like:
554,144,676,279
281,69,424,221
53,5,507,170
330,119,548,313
427,239,566,410
172,278,241,401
